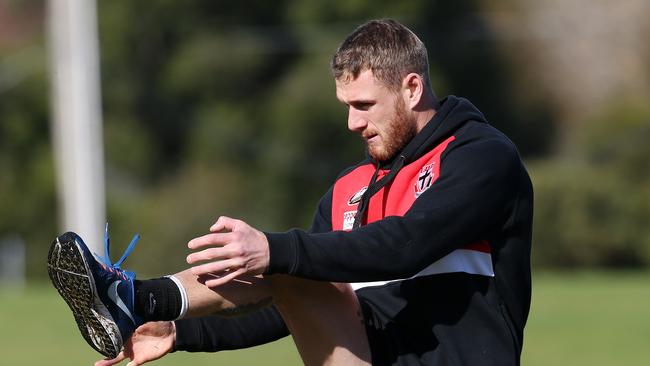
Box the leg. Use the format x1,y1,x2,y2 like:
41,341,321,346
269,276,371,366
172,269,274,318
49,231,369,364
172,270,371,366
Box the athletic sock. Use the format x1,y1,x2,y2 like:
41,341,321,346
134,277,187,321
166,274,189,319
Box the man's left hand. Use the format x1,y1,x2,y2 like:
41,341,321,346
187,216,270,287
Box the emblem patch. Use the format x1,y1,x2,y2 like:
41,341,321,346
348,186,368,206
415,163,435,197
343,210,357,231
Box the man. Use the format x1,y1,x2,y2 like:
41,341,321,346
48,19,533,365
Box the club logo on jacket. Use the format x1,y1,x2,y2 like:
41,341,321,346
415,163,435,197
348,186,367,206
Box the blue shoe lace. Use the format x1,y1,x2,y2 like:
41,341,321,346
97,223,140,279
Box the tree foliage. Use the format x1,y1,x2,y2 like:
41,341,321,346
531,99,650,268
0,0,648,278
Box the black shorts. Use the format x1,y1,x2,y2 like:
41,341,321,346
355,275,520,366
357,284,445,366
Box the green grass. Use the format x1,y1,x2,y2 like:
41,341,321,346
0,284,302,365
1,271,648,365
522,271,650,365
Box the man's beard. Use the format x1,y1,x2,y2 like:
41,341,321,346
367,98,417,162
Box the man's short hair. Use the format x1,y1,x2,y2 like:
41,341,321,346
331,19,431,91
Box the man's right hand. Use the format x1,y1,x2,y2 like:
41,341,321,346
187,216,271,287
94,321,175,366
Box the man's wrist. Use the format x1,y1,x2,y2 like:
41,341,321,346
264,231,298,275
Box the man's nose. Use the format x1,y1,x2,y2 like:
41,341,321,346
347,108,367,132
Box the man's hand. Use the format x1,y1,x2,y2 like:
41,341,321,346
187,216,270,287
94,321,175,366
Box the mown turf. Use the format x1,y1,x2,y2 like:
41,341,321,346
0,284,301,365
521,270,650,366
1,271,648,365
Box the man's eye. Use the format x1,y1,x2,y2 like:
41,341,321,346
353,102,372,111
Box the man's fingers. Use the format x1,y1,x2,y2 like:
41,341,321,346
187,217,267,281
190,258,240,277
187,244,243,265
187,232,236,250
94,351,127,366
209,216,239,233
186,246,228,264
126,355,149,366
204,267,247,287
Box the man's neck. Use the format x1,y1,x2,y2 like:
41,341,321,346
414,95,439,133
415,109,435,133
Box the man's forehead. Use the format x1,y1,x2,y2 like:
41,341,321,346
335,69,386,100
335,70,359,85
336,69,374,85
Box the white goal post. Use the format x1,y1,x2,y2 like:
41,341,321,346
47,0,105,253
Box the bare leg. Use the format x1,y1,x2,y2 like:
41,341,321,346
172,269,371,366
172,269,273,318
269,275,371,366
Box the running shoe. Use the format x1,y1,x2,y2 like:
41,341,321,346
47,224,143,358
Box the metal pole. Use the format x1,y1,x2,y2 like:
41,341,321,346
47,0,105,253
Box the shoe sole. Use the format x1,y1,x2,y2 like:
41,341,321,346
47,236,122,358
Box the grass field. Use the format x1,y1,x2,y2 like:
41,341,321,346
522,271,650,366
1,270,648,365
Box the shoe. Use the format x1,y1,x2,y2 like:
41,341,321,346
47,224,143,358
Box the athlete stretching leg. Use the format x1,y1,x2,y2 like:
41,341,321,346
50,19,533,366
48,229,370,366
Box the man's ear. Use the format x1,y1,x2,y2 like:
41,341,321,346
402,73,424,109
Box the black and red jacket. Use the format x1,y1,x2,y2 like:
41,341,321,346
175,96,533,365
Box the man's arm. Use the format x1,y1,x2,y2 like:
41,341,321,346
175,189,334,351
94,308,290,366
174,305,289,352
185,134,524,285
265,137,524,282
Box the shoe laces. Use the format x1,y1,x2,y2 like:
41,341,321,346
97,223,140,279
